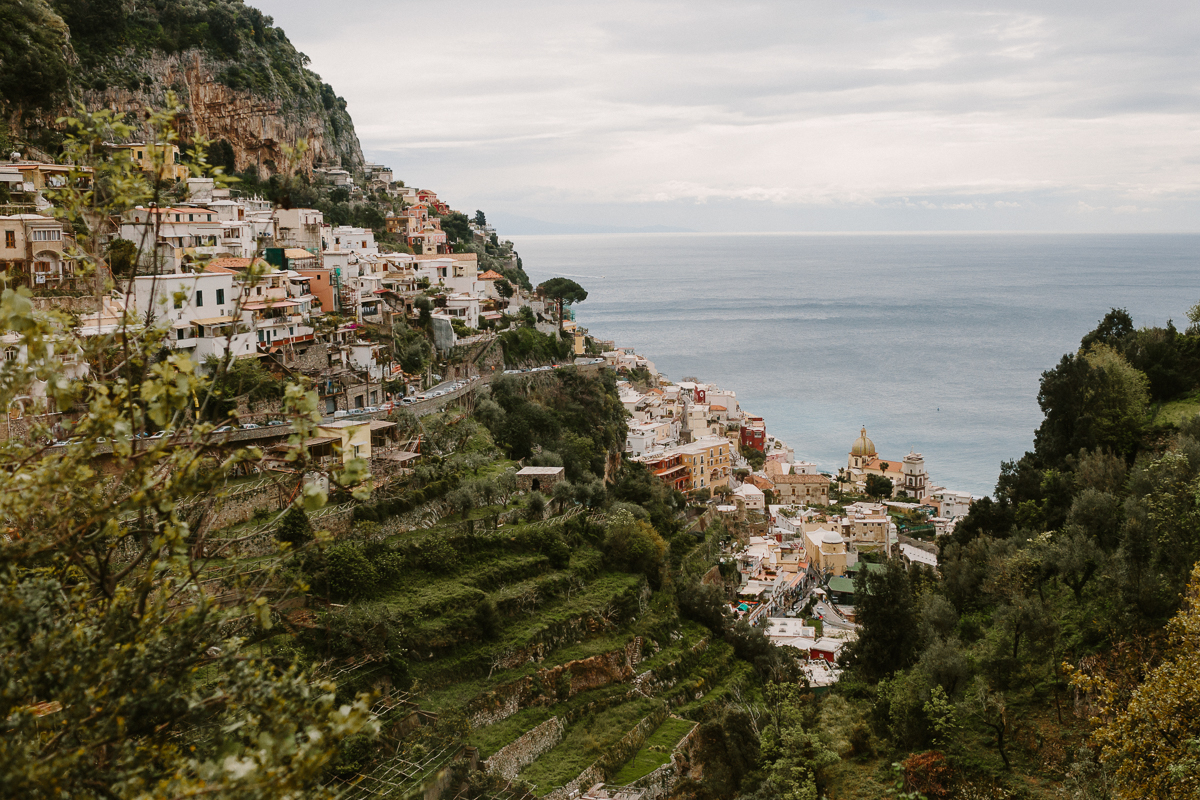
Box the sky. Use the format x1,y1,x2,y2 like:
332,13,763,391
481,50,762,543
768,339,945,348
252,0,1200,233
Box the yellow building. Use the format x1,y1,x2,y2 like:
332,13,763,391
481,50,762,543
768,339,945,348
110,142,191,183
318,420,372,464
670,436,732,492
805,528,849,576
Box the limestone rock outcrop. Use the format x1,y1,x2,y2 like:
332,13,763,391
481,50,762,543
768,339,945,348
77,50,363,177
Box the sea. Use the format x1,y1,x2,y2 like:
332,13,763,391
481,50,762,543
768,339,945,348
510,232,1200,498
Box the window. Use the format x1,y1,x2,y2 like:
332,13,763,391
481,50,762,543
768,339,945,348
195,290,203,307
173,295,182,309
4,231,13,248
177,328,186,340
257,330,263,342
4,347,17,361
136,151,143,160
216,288,224,305
188,214,194,222
30,229,61,242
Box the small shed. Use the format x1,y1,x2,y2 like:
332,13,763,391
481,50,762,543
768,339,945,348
516,466,565,493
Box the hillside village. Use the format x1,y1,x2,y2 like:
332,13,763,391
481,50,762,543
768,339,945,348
0,127,1007,797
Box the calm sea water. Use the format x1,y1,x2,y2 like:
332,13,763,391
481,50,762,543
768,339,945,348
510,233,1200,498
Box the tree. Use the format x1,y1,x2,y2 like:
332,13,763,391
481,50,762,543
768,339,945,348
865,473,894,500
536,277,588,331
0,106,374,797
276,505,314,546
963,676,1011,770
603,509,667,581
473,210,487,226
551,479,575,514
1071,563,1200,798
525,491,546,521
1034,344,1149,464
495,277,514,298
840,560,918,682
740,444,765,471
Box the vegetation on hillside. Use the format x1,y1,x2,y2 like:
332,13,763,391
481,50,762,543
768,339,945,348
820,307,1200,799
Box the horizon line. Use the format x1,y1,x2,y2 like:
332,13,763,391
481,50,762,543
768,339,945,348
505,229,1200,237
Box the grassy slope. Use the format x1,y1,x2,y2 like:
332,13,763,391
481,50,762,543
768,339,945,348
611,717,696,785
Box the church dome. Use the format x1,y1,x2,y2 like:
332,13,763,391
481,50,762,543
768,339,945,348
850,426,876,457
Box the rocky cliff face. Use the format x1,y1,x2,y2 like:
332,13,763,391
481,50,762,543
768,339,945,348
0,0,365,178
77,49,364,177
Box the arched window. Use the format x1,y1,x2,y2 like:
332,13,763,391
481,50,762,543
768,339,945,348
4,346,18,362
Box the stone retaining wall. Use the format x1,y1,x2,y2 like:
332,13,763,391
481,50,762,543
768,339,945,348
541,706,669,800
484,717,566,780
629,720,700,800
467,637,643,728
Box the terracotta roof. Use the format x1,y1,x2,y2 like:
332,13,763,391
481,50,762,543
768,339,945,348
864,458,901,472
773,473,830,484
478,270,506,281
710,404,727,412
206,257,259,272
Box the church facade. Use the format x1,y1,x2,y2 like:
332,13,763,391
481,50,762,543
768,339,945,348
845,427,929,500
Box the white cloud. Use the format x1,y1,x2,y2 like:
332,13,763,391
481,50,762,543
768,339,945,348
253,0,1200,231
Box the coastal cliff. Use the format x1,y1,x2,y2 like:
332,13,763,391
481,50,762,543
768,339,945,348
1,0,363,176
77,49,364,177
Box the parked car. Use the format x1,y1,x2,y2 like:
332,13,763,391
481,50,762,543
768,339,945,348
401,397,416,405
333,410,351,419
241,423,261,429
213,425,234,433
267,420,285,427
415,394,428,401
361,406,379,414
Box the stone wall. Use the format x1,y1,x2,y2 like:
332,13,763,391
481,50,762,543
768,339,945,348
484,717,566,780
31,295,101,314
630,721,700,800
541,707,669,800
466,638,644,728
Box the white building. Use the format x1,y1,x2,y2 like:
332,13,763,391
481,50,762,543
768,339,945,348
275,208,324,251
928,487,973,519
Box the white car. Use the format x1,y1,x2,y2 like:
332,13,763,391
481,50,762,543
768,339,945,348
361,406,379,414
401,397,416,405
241,423,261,429
333,410,352,419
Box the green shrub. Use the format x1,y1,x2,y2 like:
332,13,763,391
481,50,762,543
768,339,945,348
275,506,313,545
324,542,379,600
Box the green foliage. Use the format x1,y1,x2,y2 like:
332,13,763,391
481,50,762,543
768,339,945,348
865,473,894,499
0,0,71,111
603,509,667,581
276,505,314,546
740,444,766,471
440,210,471,245
537,277,588,305
499,326,571,367
105,237,138,277
0,105,373,798
322,541,381,600
203,355,285,420
841,561,919,683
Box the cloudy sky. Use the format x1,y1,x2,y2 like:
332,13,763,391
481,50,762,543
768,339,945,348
253,0,1200,232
